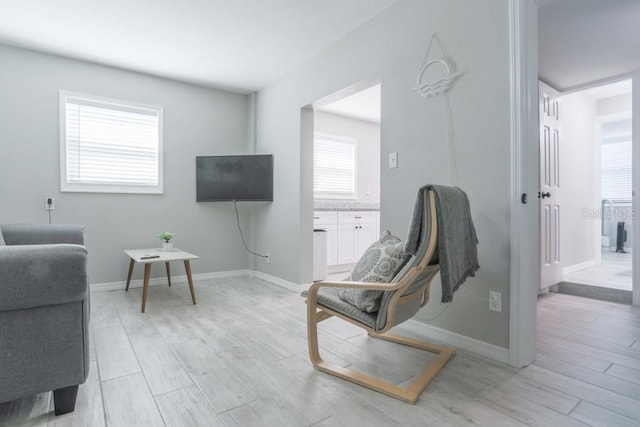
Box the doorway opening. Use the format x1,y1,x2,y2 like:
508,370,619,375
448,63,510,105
309,81,381,282
544,78,633,303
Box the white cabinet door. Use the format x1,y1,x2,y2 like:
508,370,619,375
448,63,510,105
337,223,359,264
337,211,379,264
356,222,377,255
316,210,382,267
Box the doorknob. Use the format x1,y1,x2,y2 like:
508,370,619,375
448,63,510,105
539,191,551,199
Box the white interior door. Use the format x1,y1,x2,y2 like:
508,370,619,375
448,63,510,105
540,81,562,289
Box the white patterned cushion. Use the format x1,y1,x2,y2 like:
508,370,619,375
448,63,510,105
338,231,410,313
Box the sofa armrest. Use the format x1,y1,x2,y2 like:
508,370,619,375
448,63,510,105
1,224,84,246
0,245,88,312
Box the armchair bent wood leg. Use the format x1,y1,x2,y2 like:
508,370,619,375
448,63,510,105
306,296,455,404
368,332,456,400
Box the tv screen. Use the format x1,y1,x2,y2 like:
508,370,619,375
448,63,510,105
196,155,273,202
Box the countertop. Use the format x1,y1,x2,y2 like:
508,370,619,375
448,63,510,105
314,200,380,211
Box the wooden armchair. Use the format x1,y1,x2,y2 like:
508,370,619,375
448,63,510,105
304,186,473,404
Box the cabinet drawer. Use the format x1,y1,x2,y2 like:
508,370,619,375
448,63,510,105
337,211,377,225
313,211,338,226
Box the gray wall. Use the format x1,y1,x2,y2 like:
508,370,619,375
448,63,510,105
559,91,600,270
254,0,512,348
0,44,252,285
597,93,632,117
314,111,380,203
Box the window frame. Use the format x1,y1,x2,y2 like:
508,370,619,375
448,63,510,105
313,132,357,200
59,90,164,194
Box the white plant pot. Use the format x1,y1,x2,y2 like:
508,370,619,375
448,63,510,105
162,242,173,251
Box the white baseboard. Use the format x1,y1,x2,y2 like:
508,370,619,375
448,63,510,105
605,246,633,253
91,268,304,293
249,270,302,292
90,269,251,292
397,319,509,364
562,259,597,276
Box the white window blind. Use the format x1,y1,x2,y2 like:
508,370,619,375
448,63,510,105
60,91,163,193
314,134,356,196
601,140,632,202
601,119,632,202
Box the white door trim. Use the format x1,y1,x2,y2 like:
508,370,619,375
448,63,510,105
511,1,640,368
633,73,640,306
508,0,538,368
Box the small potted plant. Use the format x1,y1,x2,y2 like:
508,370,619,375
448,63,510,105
158,232,176,251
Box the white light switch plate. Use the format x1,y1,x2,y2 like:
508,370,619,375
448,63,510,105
389,152,398,168
489,291,502,312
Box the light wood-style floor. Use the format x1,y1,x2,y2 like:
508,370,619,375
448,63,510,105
564,251,632,291
2,277,640,426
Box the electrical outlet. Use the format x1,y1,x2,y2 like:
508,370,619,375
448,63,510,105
489,291,502,312
266,253,270,264
389,152,398,168
45,197,55,210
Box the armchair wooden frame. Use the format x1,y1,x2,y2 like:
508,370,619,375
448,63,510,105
304,191,455,404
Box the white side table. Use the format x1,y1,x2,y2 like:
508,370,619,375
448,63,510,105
124,248,199,313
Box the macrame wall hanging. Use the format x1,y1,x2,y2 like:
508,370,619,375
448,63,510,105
411,33,464,185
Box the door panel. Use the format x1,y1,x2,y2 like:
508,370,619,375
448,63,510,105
540,81,562,289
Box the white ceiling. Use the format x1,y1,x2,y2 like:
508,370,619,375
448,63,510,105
318,84,381,123
4,0,635,97
0,0,396,94
538,0,640,91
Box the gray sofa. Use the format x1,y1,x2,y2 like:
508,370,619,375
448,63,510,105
0,224,89,415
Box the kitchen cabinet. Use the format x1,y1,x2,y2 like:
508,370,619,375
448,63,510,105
314,210,379,268
336,211,378,265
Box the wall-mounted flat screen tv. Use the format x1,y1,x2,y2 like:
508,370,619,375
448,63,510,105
196,154,273,202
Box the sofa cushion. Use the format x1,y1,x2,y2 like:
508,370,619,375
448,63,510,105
338,231,410,313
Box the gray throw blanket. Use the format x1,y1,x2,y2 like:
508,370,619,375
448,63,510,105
404,184,479,303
